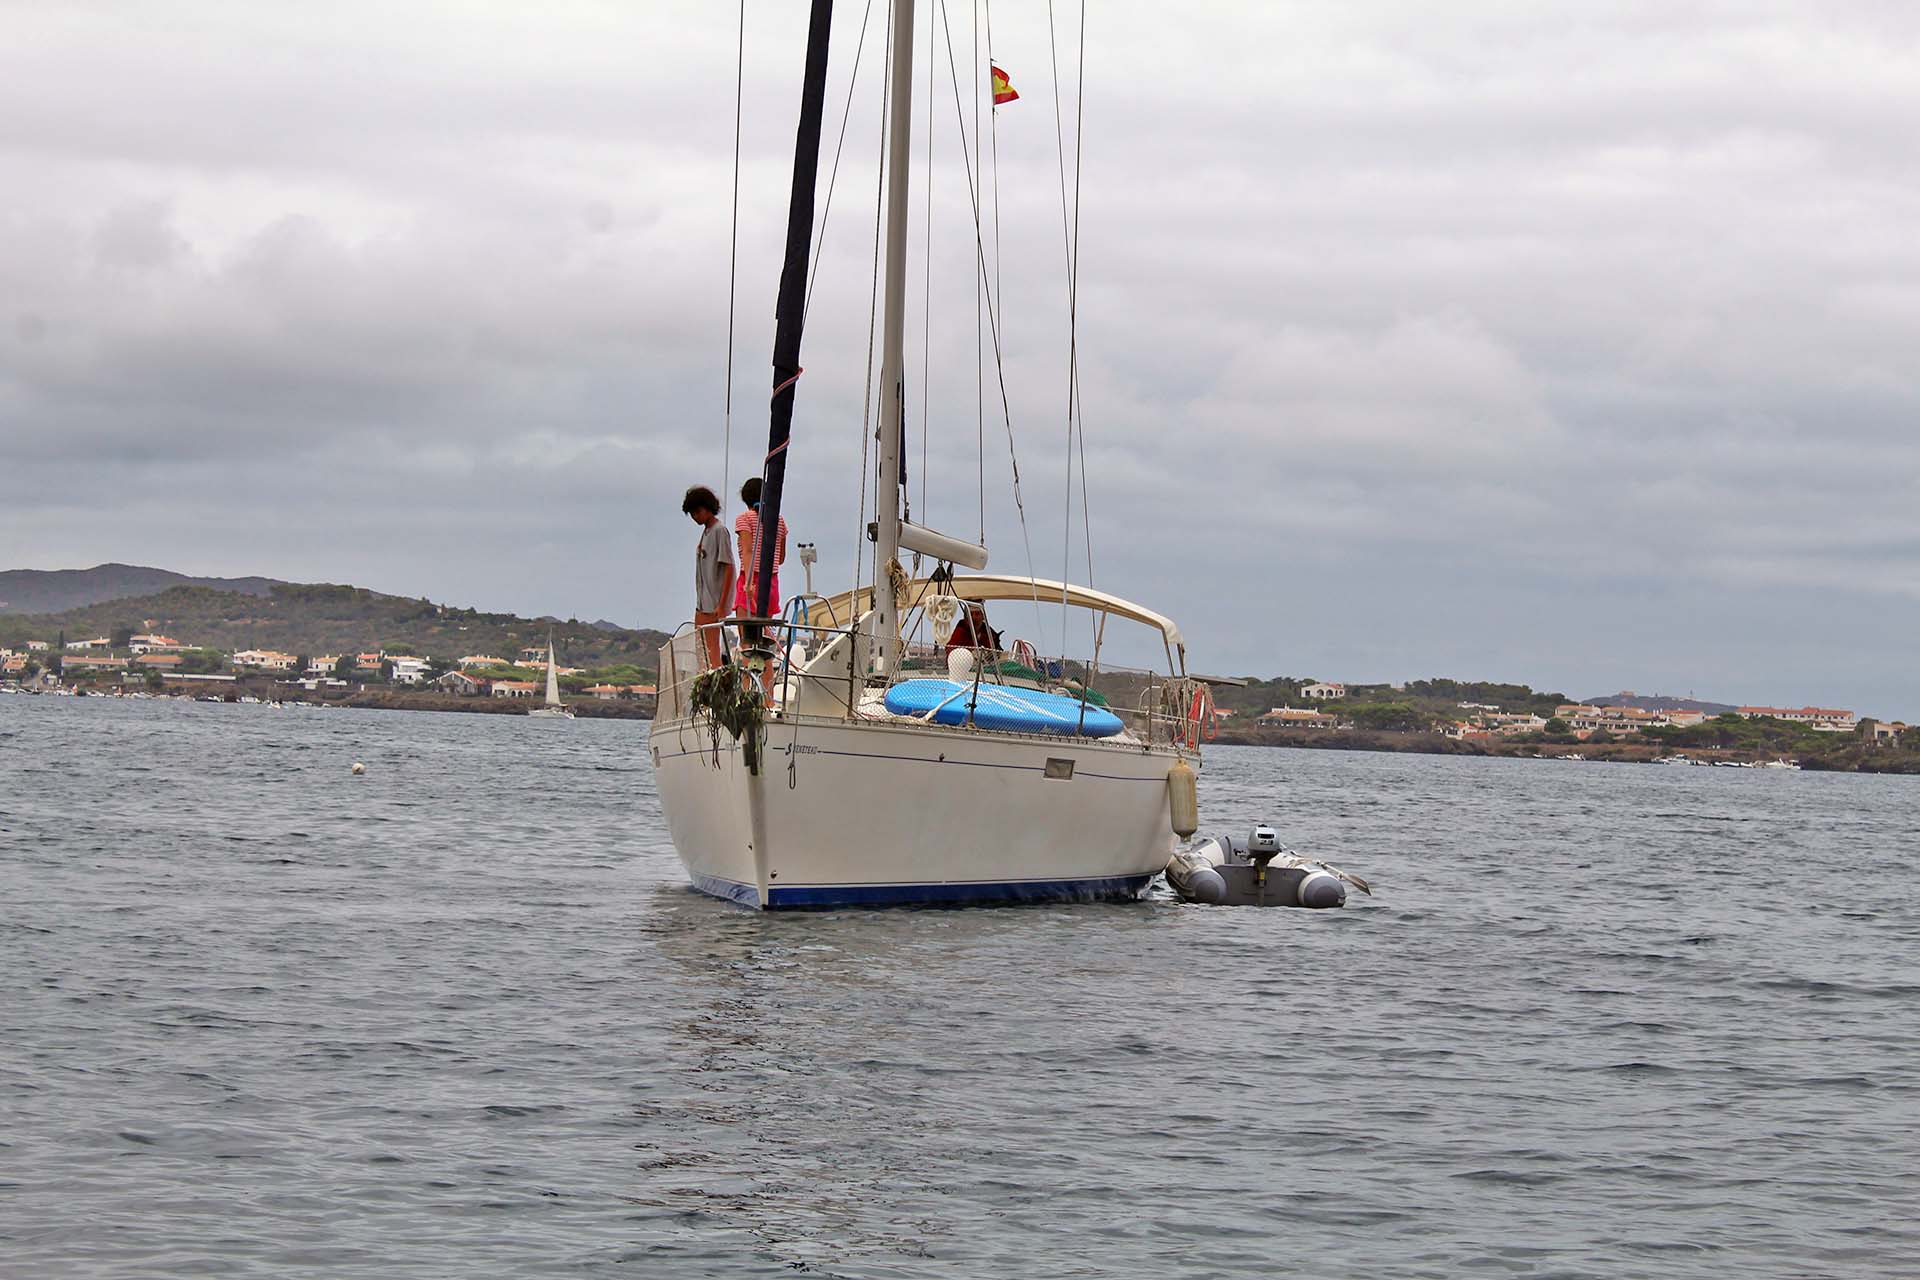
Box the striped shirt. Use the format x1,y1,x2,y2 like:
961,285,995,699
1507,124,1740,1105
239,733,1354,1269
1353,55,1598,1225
734,509,788,581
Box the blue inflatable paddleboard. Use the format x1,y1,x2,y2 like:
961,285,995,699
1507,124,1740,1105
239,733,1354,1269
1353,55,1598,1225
884,679,1125,738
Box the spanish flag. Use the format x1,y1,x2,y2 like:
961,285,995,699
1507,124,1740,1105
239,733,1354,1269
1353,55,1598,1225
991,64,1019,106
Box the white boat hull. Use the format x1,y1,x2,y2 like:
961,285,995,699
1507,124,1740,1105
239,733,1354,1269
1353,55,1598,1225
651,713,1183,909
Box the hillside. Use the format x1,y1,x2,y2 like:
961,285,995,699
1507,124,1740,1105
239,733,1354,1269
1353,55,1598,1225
0,564,280,614
1208,675,1572,722
1579,690,1738,715
0,582,670,670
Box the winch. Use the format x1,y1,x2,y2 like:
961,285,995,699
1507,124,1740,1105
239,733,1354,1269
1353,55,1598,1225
1165,824,1371,909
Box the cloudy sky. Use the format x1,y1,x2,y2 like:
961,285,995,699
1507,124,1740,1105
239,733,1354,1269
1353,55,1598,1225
5,2,1918,714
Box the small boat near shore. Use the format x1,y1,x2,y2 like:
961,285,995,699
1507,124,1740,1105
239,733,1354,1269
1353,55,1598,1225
528,635,574,720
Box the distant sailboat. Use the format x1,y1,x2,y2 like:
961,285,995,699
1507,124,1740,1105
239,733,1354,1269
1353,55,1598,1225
528,634,574,719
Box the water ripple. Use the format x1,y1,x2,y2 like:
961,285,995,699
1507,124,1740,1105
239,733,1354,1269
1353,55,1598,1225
3,698,1918,1277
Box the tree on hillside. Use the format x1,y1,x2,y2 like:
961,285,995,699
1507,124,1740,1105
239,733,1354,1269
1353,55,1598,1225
1545,717,1569,734
1350,702,1439,733
332,655,355,680
1403,677,1569,714
111,624,135,648
179,648,225,674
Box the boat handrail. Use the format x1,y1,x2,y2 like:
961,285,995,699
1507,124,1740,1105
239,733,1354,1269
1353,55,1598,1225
660,615,1201,746
803,574,1186,674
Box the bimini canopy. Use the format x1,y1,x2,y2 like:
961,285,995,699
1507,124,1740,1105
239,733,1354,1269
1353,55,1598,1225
804,574,1186,665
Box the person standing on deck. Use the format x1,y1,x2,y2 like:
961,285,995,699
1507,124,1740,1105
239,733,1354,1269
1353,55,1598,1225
732,478,790,617
684,485,734,669
733,476,790,693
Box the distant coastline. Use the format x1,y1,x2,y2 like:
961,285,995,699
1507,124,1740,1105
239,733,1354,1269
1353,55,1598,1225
320,689,653,719
22,687,1920,773
11,685,653,720
1210,726,1920,775
5,564,1914,770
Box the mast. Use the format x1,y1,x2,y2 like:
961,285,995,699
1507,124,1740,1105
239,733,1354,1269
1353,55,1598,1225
871,0,917,674
751,0,836,626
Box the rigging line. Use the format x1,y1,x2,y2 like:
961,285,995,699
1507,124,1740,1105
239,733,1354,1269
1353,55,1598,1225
804,0,880,325
854,0,895,607
935,0,1044,632
1072,0,1094,601
1048,0,1072,654
919,0,934,524
723,0,745,510
1064,0,1096,666
973,0,984,545
985,0,1004,342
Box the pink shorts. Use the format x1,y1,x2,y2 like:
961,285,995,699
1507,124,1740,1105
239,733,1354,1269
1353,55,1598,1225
734,572,780,616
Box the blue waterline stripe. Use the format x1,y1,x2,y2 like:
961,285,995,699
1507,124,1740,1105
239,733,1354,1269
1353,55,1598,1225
690,873,1154,909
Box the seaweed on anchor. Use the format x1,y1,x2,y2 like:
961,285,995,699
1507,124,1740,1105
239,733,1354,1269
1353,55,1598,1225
690,662,765,772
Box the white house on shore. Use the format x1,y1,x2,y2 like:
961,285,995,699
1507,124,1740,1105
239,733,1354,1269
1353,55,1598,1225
388,656,432,685
435,670,489,695
1300,682,1347,700
1736,705,1858,731
1259,707,1340,728
233,649,298,671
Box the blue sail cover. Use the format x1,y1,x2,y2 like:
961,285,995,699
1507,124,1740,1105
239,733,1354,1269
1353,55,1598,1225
884,679,1125,738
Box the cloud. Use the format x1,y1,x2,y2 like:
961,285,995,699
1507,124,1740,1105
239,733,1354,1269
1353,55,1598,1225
3,1,1920,714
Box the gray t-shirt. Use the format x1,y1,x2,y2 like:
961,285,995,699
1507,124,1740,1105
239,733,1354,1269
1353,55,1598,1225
695,519,735,613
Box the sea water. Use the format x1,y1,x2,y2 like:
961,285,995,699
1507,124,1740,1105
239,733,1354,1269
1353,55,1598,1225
3,696,1917,1277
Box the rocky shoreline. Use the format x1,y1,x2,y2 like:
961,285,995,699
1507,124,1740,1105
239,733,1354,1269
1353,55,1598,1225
1210,727,1920,774
27,685,655,720
320,689,654,719
29,687,1918,771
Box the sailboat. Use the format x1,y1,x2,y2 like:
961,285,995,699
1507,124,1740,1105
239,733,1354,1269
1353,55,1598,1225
528,635,574,719
652,0,1208,908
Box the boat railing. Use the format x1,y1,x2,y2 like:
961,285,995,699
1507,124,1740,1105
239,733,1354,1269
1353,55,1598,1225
659,616,861,720
656,626,704,722
660,621,1205,746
